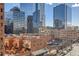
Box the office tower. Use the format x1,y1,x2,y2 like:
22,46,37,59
10,7,25,34
53,4,72,29
27,16,33,33
0,3,4,55
20,3,45,33
5,12,13,34
5,22,13,34
5,12,13,24
33,10,40,33
20,3,35,31
33,3,45,33
35,3,45,33
39,3,45,27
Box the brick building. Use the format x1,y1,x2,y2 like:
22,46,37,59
52,29,78,40
22,35,52,55
4,34,53,56
0,3,4,55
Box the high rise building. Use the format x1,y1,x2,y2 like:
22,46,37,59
20,3,45,33
20,3,35,31
5,23,13,34
5,12,13,34
5,12,13,25
33,10,40,33
39,3,45,27
35,3,45,33
10,7,25,34
33,3,45,33
53,4,72,29
27,16,33,33
0,3,4,55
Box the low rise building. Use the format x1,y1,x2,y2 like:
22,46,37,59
4,34,53,56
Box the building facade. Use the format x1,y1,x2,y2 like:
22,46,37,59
5,12,13,34
20,3,45,33
4,34,52,56
10,7,25,34
0,3,4,55
5,23,13,34
33,3,45,33
53,4,72,29
33,10,40,33
27,16,33,33
20,3,35,31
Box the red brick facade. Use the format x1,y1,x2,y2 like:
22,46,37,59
0,3,4,55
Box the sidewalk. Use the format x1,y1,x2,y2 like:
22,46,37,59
65,43,79,56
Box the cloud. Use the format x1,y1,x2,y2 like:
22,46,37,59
72,3,79,7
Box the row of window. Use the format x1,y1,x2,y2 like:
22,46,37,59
0,7,3,42
0,8,3,50
0,8,3,20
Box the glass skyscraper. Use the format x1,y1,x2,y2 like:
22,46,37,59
10,7,25,34
5,12,13,34
20,3,35,31
53,4,72,29
27,16,33,33
20,3,45,33
33,10,40,33
33,3,45,33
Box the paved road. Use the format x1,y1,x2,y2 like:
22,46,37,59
65,43,79,56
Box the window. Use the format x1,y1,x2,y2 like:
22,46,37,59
0,37,3,41
1,23,3,27
1,16,3,19
1,8,3,12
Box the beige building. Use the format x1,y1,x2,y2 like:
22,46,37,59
0,3,4,55
52,29,78,40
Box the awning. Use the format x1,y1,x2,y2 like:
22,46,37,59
32,48,48,56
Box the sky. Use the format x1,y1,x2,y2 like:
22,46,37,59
4,3,79,27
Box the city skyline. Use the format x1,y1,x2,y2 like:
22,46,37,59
4,3,79,27
1,3,79,56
